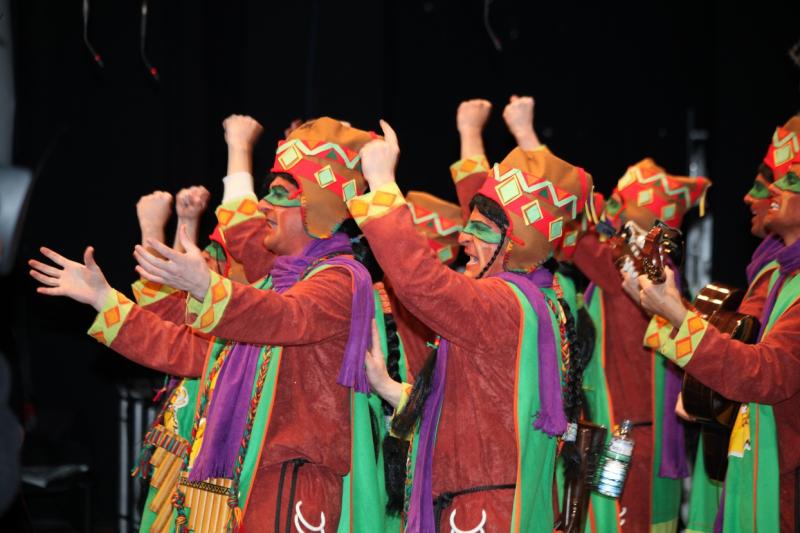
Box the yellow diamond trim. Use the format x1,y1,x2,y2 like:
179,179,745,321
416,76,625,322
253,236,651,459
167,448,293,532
373,191,398,207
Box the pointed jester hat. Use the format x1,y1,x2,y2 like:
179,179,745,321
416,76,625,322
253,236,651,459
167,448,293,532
602,158,711,230
406,191,463,265
476,147,595,272
271,117,376,237
764,116,800,179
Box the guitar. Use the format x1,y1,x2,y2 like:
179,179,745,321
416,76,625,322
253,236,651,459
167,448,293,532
681,284,760,481
610,220,758,481
609,220,683,283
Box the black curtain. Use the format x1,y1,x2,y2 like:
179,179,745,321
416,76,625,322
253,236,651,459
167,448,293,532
6,0,800,528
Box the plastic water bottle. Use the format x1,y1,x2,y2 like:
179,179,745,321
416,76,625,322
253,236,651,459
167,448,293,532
593,419,635,498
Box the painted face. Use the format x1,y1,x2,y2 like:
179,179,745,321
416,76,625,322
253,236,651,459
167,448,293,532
458,208,507,279
743,173,771,238
764,167,800,244
258,177,312,256
603,192,657,232
602,193,624,228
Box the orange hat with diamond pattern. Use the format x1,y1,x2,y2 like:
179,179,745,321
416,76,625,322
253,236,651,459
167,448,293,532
406,191,463,265
271,117,375,238
763,116,800,181
476,147,595,272
602,158,710,230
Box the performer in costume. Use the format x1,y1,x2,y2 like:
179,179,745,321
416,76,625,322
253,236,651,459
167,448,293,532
352,120,594,532
743,116,800,283
449,95,601,532
631,150,800,531
681,116,800,533
30,117,387,532
572,158,710,532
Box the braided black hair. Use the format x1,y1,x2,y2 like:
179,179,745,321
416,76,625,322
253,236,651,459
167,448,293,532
380,312,409,515
559,297,595,423
557,293,596,489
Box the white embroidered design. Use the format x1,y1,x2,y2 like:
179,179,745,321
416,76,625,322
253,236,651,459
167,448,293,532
294,501,325,533
449,508,487,533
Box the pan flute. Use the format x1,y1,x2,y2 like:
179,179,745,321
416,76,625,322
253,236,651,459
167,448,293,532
141,425,190,533
178,475,234,533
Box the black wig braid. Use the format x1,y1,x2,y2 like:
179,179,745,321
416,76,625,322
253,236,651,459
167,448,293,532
383,345,440,515
557,294,597,482
382,313,402,416
379,312,410,515
558,297,595,423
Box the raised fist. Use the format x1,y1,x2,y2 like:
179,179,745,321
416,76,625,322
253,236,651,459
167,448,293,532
360,120,400,191
175,186,210,220
136,191,173,230
503,95,535,137
456,99,492,133
223,115,264,150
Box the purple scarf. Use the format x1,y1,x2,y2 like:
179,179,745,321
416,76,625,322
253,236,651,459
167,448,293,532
189,342,262,481
495,269,568,436
270,233,375,393
406,267,564,532
659,265,690,479
190,233,373,481
745,234,784,285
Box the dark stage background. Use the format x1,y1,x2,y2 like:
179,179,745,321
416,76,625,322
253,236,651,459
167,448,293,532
4,1,800,530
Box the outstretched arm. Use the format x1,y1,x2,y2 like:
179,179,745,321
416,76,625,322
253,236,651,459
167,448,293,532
30,246,112,312
221,114,263,202
29,246,209,376
451,99,492,221
213,114,273,282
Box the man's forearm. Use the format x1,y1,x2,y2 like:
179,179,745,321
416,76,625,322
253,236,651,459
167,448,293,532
140,224,166,254
227,145,253,176
173,218,200,252
512,128,541,151
459,129,486,160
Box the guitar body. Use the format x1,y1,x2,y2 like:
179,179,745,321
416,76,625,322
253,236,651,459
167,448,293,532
681,283,760,481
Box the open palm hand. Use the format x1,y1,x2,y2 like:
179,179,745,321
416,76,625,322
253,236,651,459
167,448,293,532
29,246,112,311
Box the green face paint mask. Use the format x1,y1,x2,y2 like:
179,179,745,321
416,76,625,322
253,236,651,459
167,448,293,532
462,219,502,244
747,179,771,199
604,196,622,217
263,185,302,207
774,171,800,194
